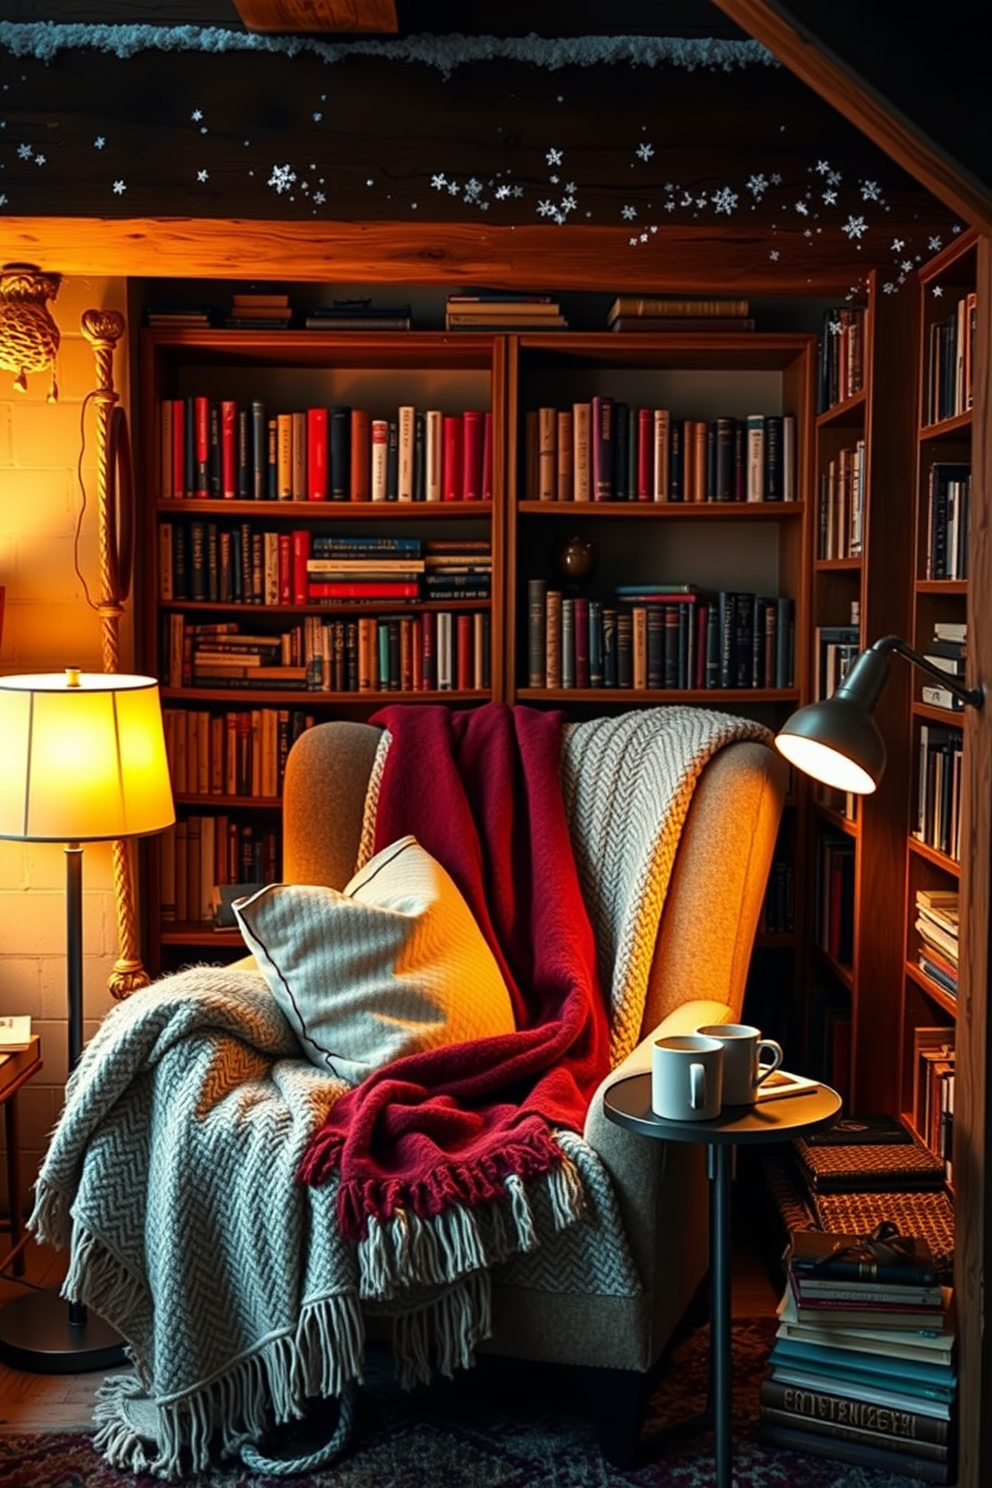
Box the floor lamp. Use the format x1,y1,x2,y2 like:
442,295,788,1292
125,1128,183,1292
0,668,174,1372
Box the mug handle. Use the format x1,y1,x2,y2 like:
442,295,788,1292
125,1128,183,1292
689,1062,707,1110
755,1039,784,1085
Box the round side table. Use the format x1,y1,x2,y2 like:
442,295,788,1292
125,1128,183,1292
603,1074,841,1488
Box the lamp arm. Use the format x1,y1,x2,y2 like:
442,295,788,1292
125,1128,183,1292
872,634,984,710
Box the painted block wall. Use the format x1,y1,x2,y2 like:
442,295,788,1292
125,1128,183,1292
0,275,133,1221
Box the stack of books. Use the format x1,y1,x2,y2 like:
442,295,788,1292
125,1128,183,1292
915,888,959,998
444,293,567,331
225,292,293,330
145,305,214,328
606,295,753,333
304,300,412,331
759,1228,956,1482
922,624,968,709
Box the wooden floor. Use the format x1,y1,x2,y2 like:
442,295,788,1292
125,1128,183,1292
0,1202,782,1434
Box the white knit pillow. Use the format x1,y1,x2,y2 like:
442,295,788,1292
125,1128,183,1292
233,836,515,1083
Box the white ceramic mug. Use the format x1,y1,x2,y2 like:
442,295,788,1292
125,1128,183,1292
696,1023,784,1106
651,1034,724,1121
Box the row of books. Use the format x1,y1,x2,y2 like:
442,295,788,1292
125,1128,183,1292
759,1228,956,1483
160,815,279,925
523,404,795,504
162,612,491,694
606,294,752,334
525,582,795,692
445,292,567,331
816,439,865,560
159,525,491,607
162,706,315,799
815,624,859,701
924,292,976,426
913,1027,956,1181
816,304,866,413
924,462,970,581
915,887,959,1001
758,858,796,936
914,722,963,861
159,398,493,503
146,296,415,332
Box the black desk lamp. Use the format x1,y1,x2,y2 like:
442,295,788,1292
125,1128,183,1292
775,634,984,793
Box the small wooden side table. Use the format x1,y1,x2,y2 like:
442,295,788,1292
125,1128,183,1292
603,1074,841,1488
0,1033,43,1277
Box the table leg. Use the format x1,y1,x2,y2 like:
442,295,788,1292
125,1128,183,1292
707,1142,734,1488
4,1094,24,1277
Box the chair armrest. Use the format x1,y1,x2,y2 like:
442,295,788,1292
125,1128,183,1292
581,1000,734,1290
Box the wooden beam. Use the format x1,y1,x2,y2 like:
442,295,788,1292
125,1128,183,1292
709,0,992,236
0,215,943,295
231,0,396,31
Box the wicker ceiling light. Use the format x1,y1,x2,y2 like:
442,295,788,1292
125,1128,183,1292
0,262,62,401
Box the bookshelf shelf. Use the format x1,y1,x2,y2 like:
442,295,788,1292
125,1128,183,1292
908,836,961,877
905,961,959,1018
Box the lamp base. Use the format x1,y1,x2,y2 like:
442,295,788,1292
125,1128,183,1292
0,1289,127,1374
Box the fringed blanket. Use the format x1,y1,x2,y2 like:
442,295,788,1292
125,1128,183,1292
30,703,770,1480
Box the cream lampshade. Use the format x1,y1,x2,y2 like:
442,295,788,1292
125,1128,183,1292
0,667,174,1373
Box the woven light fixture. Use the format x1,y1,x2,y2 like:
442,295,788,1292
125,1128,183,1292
0,262,61,401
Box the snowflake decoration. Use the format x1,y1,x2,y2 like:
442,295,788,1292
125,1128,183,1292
313,190,325,205
842,215,868,240
565,181,576,194
769,249,780,261
112,179,126,195
268,164,297,194
35,153,46,166
537,198,556,218
680,192,693,206
770,172,782,185
561,194,577,213
191,109,203,122
892,237,905,252
933,285,944,297
94,136,105,149
883,281,897,294
622,204,637,221
430,173,446,191
447,181,460,196
828,318,843,335
695,195,707,209
928,235,943,251
827,170,842,186
794,200,809,216
0,194,7,206
546,147,563,166
664,199,676,212
549,174,559,185
312,111,323,122
495,184,511,200
635,142,655,162
17,143,32,159
196,169,208,182
746,173,768,197
901,259,914,273
822,189,837,205
463,177,482,200
712,186,738,215
815,159,830,175
860,179,882,201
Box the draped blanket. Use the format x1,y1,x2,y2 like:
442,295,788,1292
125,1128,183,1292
299,704,612,1246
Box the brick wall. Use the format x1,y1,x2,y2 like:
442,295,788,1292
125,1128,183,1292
0,275,133,1221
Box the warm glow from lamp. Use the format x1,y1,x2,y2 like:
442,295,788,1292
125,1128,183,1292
774,732,878,795
0,669,174,843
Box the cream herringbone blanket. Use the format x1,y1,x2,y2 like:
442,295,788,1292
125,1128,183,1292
30,705,769,1480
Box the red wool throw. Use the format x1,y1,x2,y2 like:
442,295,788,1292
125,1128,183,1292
298,703,612,1242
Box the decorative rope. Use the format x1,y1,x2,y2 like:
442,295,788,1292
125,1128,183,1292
81,309,151,1001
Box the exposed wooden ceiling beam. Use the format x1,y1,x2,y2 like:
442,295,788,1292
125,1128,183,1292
231,0,397,33
710,0,992,236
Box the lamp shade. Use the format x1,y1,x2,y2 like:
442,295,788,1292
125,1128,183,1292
0,669,175,842
775,696,886,794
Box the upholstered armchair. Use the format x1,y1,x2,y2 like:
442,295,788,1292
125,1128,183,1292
277,711,786,1462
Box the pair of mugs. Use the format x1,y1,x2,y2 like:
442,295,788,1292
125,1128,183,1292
651,1023,783,1121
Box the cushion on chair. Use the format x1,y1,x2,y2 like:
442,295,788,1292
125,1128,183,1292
233,835,516,1083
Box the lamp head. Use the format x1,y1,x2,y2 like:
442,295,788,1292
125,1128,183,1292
775,644,892,795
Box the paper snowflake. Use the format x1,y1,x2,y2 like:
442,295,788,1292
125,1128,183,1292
495,184,511,200
196,169,208,182
94,136,105,149
892,237,905,252
622,204,637,220
712,187,738,214
635,142,655,162
112,179,126,194
17,143,32,159
313,111,323,123
0,194,7,206
815,159,830,175
537,199,555,218
35,153,46,166
822,189,837,205
769,249,780,261
268,164,297,194
860,179,881,201
883,281,897,294
313,191,326,205
430,173,447,191
464,177,482,200
746,174,768,197
191,109,203,122
827,170,842,186
794,200,809,216
842,215,868,240
928,235,943,251
933,285,944,297
901,259,914,273
546,147,563,166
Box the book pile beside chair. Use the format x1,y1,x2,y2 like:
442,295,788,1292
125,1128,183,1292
759,1225,956,1483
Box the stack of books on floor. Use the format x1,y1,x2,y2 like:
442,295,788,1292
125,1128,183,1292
759,1227,956,1482
606,295,754,333
304,300,412,331
444,293,567,331
225,292,293,329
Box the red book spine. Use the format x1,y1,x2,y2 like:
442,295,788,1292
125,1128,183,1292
636,407,654,501
421,610,437,689
591,395,614,501
291,529,310,605
456,613,473,690
350,408,371,502
172,399,185,499
194,396,210,499
220,400,237,500
277,533,292,605
461,410,484,501
411,614,423,690
480,411,494,501
307,407,328,501
442,415,463,501
307,580,420,599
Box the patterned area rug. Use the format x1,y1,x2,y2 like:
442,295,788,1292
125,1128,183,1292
0,1318,938,1487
